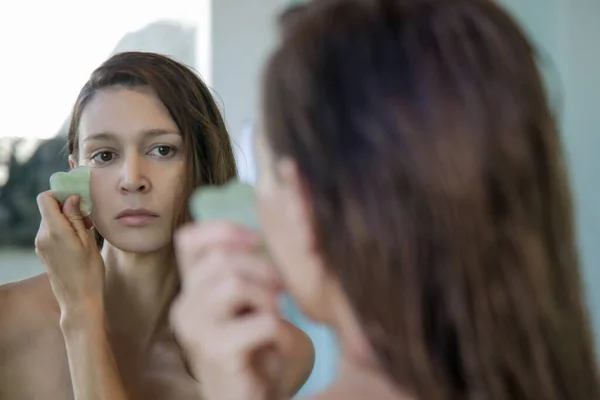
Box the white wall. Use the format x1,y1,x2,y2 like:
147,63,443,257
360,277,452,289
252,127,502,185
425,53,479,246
210,0,285,141
500,0,600,350
559,0,600,351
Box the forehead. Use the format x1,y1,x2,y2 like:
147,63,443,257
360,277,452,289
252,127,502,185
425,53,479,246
78,86,179,140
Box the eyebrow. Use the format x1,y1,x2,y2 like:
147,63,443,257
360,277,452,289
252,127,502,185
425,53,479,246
82,129,180,143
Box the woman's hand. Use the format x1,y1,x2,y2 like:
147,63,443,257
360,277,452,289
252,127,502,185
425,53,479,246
35,191,105,317
171,222,294,400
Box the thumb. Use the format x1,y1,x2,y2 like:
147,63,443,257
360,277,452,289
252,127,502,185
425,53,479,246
63,195,91,243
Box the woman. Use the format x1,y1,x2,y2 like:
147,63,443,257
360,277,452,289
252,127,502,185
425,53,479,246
172,0,600,399
0,51,314,399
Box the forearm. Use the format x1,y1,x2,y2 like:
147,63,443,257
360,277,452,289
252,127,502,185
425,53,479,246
60,301,128,400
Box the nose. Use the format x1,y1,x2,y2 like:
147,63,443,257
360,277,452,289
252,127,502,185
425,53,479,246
119,154,150,193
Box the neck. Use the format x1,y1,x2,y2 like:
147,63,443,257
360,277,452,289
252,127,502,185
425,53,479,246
326,281,378,369
326,282,409,399
101,242,179,341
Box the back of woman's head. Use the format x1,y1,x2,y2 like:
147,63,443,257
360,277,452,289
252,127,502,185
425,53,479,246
67,51,237,234
262,0,600,398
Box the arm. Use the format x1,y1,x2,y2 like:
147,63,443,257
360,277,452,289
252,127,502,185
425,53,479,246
60,300,128,400
35,193,129,400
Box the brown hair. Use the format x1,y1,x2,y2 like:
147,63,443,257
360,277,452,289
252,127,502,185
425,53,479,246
262,0,600,399
277,3,307,32
67,51,238,247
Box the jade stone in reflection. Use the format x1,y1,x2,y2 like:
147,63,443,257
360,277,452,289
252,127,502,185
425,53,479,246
49,166,93,215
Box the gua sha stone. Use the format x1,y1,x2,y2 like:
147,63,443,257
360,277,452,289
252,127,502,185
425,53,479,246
49,166,93,215
190,180,285,320
189,180,260,232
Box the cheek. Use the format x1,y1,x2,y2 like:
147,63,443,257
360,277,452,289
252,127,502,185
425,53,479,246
89,169,115,220
257,189,310,298
256,164,286,245
153,163,187,213
256,181,327,318
257,184,291,273
257,190,281,246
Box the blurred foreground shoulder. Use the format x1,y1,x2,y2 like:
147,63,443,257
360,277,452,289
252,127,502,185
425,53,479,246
283,320,316,396
307,364,413,400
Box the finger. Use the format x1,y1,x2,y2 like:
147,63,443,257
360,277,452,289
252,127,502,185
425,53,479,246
201,273,280,320
63,195,92,244
36,191,77,240
83,215,94,230
175,222,259,270
174,222,259,274
181,249,282,291
174,272,280,326
223,313,288,357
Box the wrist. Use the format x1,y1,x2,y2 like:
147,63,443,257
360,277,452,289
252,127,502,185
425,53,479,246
59,297,106,333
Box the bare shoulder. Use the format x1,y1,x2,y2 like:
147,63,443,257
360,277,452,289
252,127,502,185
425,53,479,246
0,273,71,398
0,273,59,327
281,319,315,396
0,272,62,358
306,366,412,400
307,384,410,400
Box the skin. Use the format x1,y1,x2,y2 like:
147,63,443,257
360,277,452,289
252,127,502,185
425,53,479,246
170,128,408,400
0,86,314,400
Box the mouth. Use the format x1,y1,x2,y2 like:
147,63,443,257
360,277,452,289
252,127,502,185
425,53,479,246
116,209,160,227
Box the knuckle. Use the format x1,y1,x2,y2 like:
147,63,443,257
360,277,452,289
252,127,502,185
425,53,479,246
221,274,245,295
34,229,54,249
67,213,83,222
204,248,229,270
184,269,207,291
34,235,46,252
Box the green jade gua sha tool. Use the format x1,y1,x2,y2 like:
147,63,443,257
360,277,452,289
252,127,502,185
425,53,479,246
189,179,261,232
49,166,93,215
189,179,275,263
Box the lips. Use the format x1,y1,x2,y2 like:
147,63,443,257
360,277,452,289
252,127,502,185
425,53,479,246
116,209,159,227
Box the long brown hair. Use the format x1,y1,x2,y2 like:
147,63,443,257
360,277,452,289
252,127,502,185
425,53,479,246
262,0,600,399
67,51,238,247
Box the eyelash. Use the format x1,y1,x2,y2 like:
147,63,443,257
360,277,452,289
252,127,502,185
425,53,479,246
90,145,177,165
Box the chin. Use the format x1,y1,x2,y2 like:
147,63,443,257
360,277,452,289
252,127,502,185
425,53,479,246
99,228,172,254
110,240,171,254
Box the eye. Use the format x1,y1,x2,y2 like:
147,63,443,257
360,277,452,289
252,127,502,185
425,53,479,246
91,151,116,164
149,145,176,158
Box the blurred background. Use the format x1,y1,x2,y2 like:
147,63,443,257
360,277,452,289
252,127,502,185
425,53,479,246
0,0,597,397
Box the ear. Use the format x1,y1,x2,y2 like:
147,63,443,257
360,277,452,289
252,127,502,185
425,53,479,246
68,155,77,169
276,157,316,253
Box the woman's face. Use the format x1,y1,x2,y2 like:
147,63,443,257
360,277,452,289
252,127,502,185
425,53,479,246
254,129,328,321
73,86,186,253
